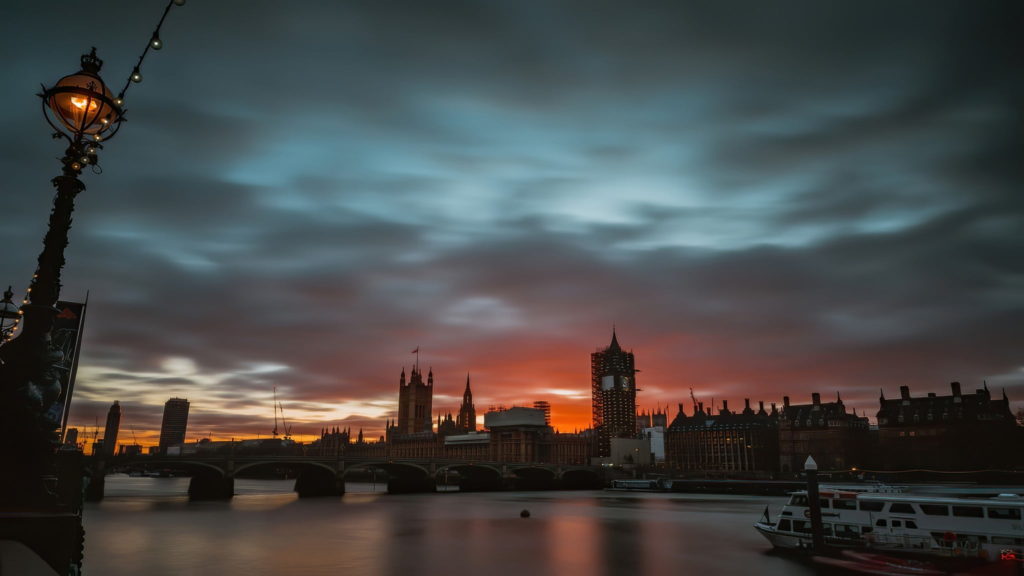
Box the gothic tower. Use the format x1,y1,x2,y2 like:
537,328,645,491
456,373,476,433
397,366,433,435
591,329,637,457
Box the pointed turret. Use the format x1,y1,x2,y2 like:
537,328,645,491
608,327,621,352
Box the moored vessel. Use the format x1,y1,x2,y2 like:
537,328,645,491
754,488,1024,563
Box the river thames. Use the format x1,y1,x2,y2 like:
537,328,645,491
80,475,813,576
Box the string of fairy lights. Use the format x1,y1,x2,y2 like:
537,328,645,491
0,0,185,345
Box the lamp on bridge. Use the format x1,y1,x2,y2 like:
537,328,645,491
0,0,186,511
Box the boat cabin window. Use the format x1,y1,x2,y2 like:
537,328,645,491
859,501,885,512
789,495,809,506
835,524,859,538
905,520,918,529
793,521,812,533
952,506,984,518
833,499,856,510
875,519,887,527
819,499,830,509
919,504,949,515
889,503,915,514
778,519,791,531
891,520,902,528
987,507,1022,520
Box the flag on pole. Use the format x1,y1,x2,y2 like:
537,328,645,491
411,347,419,354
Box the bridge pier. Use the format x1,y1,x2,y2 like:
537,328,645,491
188,473,234,500
84,457,106,502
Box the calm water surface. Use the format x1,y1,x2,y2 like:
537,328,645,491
82,475,814,576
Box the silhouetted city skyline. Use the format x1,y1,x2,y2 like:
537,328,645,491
2,2,1020,449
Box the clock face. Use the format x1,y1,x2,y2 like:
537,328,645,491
601,375,615,390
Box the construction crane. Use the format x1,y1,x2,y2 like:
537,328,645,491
272,386,292,441
272,386,279,439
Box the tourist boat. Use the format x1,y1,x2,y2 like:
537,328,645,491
754,488,1024,563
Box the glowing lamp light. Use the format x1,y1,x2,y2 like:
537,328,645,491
41,48,123,140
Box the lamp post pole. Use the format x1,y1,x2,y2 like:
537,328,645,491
0,3,186,571
0,47,118,507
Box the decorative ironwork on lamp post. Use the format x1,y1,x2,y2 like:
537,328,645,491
0,0,186,509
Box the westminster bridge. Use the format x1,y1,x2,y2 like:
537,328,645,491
86,454,606,500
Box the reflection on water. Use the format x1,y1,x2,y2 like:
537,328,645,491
83,476,814,576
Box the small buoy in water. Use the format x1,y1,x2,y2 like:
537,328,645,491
520,509,530,518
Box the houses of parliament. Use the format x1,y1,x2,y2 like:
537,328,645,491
314,331,1023,475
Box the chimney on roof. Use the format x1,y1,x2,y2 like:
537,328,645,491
812,392,821,406
900,385,911,400
783,396,790,408
951,382,961,397
721,400,729,413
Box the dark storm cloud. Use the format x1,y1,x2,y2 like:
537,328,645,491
2,1,1021,439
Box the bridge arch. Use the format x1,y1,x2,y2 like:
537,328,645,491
342,461,436,493
434,463,503,492
233,460,343,498
507,466,557,490
558,467,605,489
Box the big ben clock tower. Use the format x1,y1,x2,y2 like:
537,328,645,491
591,329,637,457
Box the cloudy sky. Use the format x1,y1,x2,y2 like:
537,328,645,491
1,1,1021,447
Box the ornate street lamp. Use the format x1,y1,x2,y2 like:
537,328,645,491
0,0,185,512
0,286,20,343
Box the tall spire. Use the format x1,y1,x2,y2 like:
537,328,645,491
609,326,621,351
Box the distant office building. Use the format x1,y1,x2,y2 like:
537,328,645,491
592,330,637,457
159,397,190,451
778,393,868,474
118,444,143,457
101,400,122,457
875,382,1019,470
396,366,433,436
64,427,79,448
457,374,477,433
